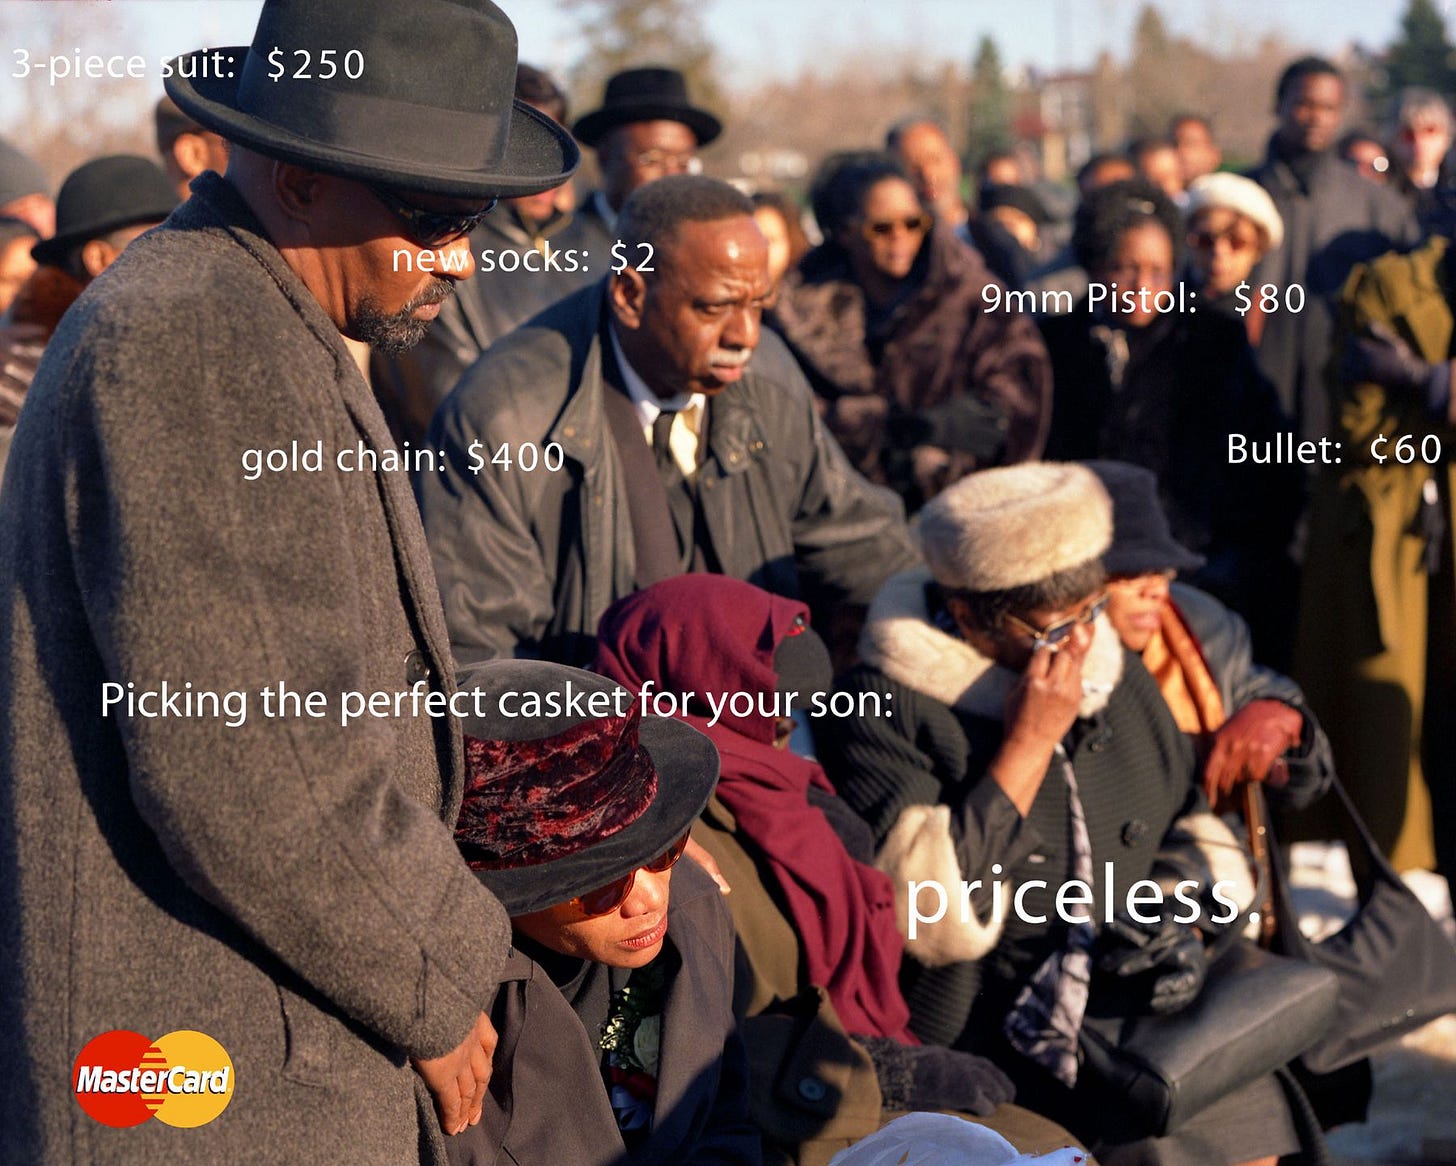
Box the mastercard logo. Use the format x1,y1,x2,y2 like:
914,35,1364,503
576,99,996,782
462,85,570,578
72,1029,234,1128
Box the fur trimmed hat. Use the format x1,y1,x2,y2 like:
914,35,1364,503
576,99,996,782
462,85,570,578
917,462,1112,593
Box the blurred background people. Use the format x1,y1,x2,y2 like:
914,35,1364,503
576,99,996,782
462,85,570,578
0,215,37,315
1297,221,1456,880
1128,136,1185,203
1170,113,1222,186
1246,55,1418,446
153,95,229,200
0,138,54,239
1040,179,1300,663
771,152,1051,511
750,189,811,297
1339,129,1392,184
1388,87,1456,237
0,155,175,479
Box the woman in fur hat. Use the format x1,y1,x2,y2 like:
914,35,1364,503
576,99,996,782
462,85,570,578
822,463,1312,1166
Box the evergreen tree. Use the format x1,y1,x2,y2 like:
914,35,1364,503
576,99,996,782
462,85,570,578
966,36,1013,168
1381,0,1456,101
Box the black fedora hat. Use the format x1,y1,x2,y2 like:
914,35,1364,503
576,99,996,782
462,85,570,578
1084,460,1206,577
453,660,719,916
31,156,177,268
163,0,578,199
572,66,722,148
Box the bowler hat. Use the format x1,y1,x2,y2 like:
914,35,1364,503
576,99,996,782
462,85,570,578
31,156,177,268
164,0,578,199
454,660,719,916
1084,460,1206,576
572,67,722,148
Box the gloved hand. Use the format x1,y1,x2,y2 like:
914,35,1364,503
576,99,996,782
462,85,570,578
1342,322,1451,413
858,1037,1015,1116
1203,698,1304,804
1095,912,1208,1015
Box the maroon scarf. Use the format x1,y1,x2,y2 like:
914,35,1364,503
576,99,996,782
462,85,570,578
593,575,916,1042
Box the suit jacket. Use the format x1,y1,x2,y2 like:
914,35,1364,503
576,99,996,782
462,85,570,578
420,282,919,666
0,173,508,1163
446,861,760,1166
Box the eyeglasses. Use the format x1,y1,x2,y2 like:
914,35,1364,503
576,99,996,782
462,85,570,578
366,184,498,247
1002,593,1109,652
567,832,691,918
1189,227,1259,253
860,214,932,240
631,150,703,176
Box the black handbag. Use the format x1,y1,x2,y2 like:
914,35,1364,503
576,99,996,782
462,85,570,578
1266,775,1456,1073
1078,939,1340,1136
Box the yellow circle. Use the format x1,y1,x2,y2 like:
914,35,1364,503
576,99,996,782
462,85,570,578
149,1030,235,1128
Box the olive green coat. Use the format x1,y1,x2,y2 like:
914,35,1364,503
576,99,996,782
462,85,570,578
1294,235,1456,871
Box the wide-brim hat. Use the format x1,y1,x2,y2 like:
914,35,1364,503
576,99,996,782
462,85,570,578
572,66,722,148
163,0,578,199
454,660,719,916
31,155,177,267
1084,460,1206,577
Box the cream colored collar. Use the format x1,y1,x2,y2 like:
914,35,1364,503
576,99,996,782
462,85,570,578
858,568,1123,721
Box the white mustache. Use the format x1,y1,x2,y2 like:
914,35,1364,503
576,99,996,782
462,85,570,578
709,348,751,368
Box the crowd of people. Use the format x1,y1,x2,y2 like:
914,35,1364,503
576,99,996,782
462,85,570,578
1,1,1453,1164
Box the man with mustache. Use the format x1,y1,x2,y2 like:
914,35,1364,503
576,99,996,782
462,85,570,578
422,175,919,667
0,1,579,1161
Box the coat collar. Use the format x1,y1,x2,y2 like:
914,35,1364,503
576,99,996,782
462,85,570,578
542,283,770,479
858,568,1123,720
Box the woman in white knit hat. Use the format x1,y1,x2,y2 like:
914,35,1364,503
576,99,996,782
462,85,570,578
1184,172,1284,345
821,462,1320,1166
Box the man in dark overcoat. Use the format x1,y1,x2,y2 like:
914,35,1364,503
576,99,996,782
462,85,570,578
420,175,919,667
0,1,578,1162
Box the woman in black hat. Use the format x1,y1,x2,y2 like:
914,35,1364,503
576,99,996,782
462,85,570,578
449,659,759,1166
1086,460,1331,812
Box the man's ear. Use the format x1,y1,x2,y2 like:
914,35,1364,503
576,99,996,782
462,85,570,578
609,266,648,330
172,132,214,182
271,162,325,227
79,238,118,280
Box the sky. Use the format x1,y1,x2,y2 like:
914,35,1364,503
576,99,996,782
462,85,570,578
0,0,1445,143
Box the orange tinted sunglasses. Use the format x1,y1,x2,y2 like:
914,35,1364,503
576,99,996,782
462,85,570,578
569,833,691,918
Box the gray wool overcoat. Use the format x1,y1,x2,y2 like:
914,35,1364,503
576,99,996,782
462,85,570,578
0,173,509,1164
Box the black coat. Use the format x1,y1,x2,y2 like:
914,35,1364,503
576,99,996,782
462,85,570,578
823,571,1199,1049
1245,146,1418,444
445,861,760,1166
421,283,919,665
1040,302,1302,655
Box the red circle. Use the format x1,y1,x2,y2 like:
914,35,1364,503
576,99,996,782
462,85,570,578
72,1030,163,1128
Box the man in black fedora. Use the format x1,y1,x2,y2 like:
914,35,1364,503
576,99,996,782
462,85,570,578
573,65,723,242
0,154,176,479
421,174,919,668
446,659,760,1166
0,2,577,1163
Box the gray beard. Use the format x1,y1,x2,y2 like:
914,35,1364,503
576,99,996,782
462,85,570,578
354,279,454,354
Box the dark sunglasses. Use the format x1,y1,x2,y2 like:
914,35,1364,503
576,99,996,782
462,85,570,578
1003,592,1109,653
861,214,931,239
367,184,498,247
1189,227,1258,253
568,832,691,918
